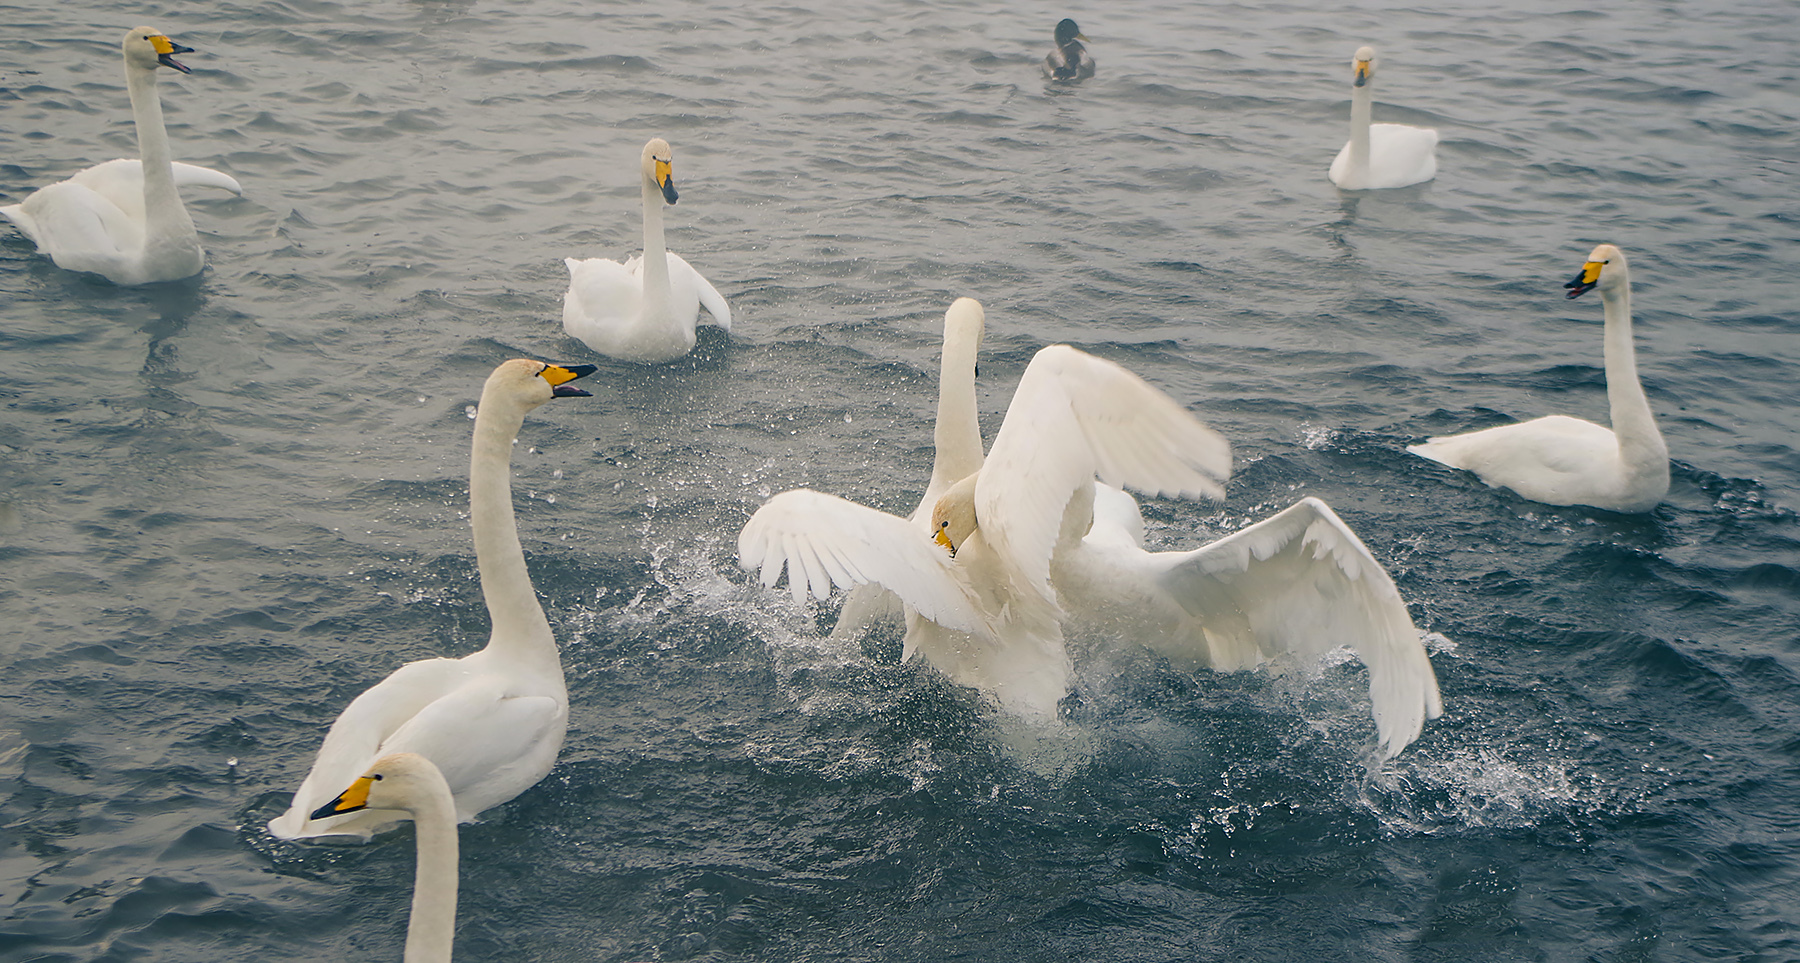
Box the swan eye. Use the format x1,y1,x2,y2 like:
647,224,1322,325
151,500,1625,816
372,774,383,781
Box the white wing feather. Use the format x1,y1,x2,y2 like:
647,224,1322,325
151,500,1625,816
1148,497,1442,757
738,489,993,639
980,345,1231,604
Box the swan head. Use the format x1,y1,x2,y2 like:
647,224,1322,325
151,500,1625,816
1054,19,1087,46
944,297,986,371
484,358,598,410
1351,46,1377,87
1563,243,1628,300
124,27,193,74
930,475,980,557
641,138,678,205
308,753,449,821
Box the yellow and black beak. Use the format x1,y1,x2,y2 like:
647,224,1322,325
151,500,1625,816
309,774,377,821
540,362,597,397
1353,60,1371,87
1563,260,1603,300
150,34,193,74
655,158,678,205
934,524,956,557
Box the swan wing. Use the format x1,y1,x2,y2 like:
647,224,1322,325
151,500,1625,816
666,251,731,330
980,345,1230,603
375,684,565,820
1150,497,1442,757
11,180,140,266
739,489,992,638
170,161,244,195
266,656,472,839
66,158,243,201
827,582,904,639
562,256,642,340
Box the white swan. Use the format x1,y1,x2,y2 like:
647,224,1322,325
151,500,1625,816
1043,19,1096,82
0,27,242,285
269,359,595,840
744,301,1443,755
1327,46,1438,191
828,298,988,640
1409,244,1669,513
742,338,1231,716
312,753,461,963
562,138,731,363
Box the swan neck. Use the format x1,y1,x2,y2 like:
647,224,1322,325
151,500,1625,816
1348,84,1372,175
403,790,460,963
931,331,984,491
1599,279,1662,459
125,62,186,224
640,174,670,313
469,391,559,671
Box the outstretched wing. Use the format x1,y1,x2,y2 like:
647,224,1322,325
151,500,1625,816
1150,497,1442,757
667,251,732,330
980,344,1231,604
738,489,991,638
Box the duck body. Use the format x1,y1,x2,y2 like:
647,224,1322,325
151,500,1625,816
1409,244,1668,513
1042,18,1095,81
0,28,240,284
269,360,594,840
1327,46,1438,191
562,138,730,363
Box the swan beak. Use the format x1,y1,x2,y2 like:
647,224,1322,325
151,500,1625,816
655,159,679,205
1353,61,1370,87
309,774,375,820
934,527,957,557
1564,260,1603,299
541,362,597,397
150,35,193,73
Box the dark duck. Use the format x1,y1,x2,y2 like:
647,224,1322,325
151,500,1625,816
1043,18,1095,82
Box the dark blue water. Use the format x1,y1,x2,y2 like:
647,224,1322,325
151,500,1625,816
2,0,1797,959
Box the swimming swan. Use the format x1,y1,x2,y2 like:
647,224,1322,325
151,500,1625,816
312,753,461,963
269,359,595,840
1409,244,1668,513
1043,19,1096,82
1327,46,1438,191
563,138,731,363
746,302,1442,754
0,27,242,284
828,298,988,640
742,339,1231,716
